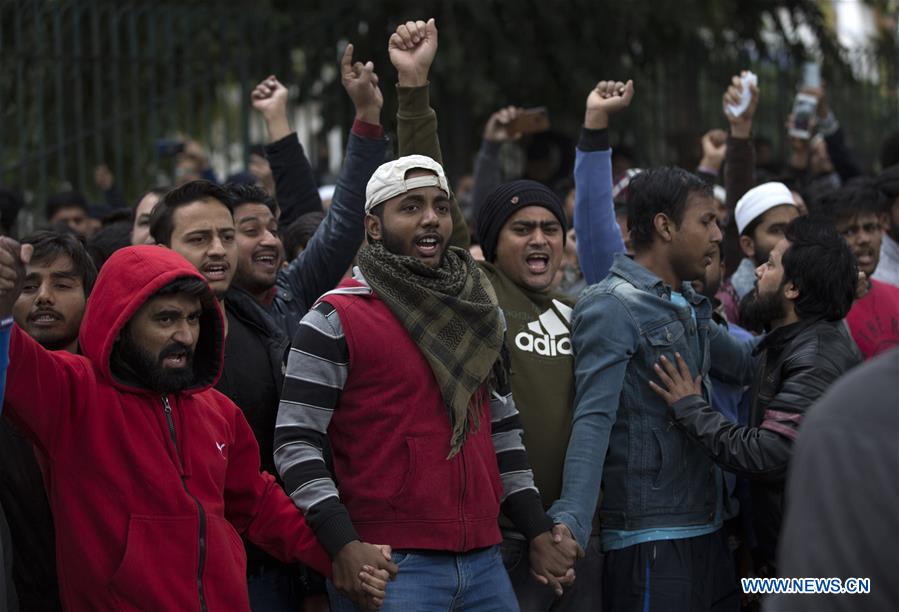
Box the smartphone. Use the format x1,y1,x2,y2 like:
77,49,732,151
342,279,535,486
789,93,817,140
507,107,550,135
155,138,185,157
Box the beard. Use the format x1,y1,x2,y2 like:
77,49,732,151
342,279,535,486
379,224,446,264
114,332,196,394
740,283,787,333
752,244,772,267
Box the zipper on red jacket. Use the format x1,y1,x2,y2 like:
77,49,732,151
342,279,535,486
162,395,209,612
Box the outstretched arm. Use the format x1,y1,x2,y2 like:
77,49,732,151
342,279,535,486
575,79,631,284
549,291,638,547
273,44,388,328
722,71,759,212
0,239,87,455
251,75,323,226
649,350,835,480
390,18,471,249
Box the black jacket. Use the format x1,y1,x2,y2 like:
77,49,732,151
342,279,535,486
673,318,862,567
0,419,62,610
218,288,289,574
219,287,288,479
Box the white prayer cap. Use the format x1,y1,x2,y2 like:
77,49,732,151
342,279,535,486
734,182,795,235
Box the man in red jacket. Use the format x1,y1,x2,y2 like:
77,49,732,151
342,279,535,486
0,240,393,611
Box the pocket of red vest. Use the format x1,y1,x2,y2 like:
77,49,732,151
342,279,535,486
387,433,460,521
108,515,198,609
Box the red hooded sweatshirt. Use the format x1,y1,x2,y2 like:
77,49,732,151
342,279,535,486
4,245,329,611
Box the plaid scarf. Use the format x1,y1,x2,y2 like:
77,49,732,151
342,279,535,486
357,241,505,457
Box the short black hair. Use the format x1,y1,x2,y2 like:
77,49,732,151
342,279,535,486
627,167,712,251
282,211,324,261
811,180,886,225
781,216,856,322
132,187,170,223
225,182,277,215
881,130,899,170
149,180,232,246
86,222,133,270
22,230,98,296
45,191,88,221
0,188,24,236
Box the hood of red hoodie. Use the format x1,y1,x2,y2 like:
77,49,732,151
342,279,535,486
78,245,225,395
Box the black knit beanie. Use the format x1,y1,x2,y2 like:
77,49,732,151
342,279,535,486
476,179,567,262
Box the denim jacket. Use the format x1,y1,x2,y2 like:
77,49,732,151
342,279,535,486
550,254,755,547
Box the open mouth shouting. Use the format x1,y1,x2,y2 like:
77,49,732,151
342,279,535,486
252,249,280,272
413,233,443,259
202,261,230,283
525,252,550,275
160,344,193,369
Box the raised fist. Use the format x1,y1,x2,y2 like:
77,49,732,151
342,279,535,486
585,79,634,129
0,237,32,318
251,75,289,120
483,106,524,143
700,128,728,170
388,18,438,87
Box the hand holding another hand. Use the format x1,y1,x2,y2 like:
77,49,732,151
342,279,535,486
332,540,398,609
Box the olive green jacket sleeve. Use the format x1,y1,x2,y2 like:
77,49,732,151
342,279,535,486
396,84,471,249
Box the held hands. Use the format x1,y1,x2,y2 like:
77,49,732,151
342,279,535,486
388,18,438,88
251,75,291,142
723,71,759,139
649,353,703,407
340,44,383,125
0,237,31,318
332,541,398,610
529,524,584,597
585,79,634,130
484,106,524,143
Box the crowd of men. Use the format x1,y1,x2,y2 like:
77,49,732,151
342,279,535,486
0,16,897,612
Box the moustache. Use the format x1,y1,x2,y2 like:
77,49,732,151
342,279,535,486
158,342,194,364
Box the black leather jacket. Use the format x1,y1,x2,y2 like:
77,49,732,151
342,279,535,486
672,318,862,567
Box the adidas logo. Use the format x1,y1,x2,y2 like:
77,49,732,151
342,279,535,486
514,300,573,357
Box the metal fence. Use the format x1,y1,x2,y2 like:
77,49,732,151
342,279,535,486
1,0,295,223
2,1,898,226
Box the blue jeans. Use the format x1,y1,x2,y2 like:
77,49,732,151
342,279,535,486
327,545,519,611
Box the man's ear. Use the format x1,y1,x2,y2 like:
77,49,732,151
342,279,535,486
878,212,890,232
652,213,675,243
783,280,800,302
739,234,756,259
364,212,382,241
